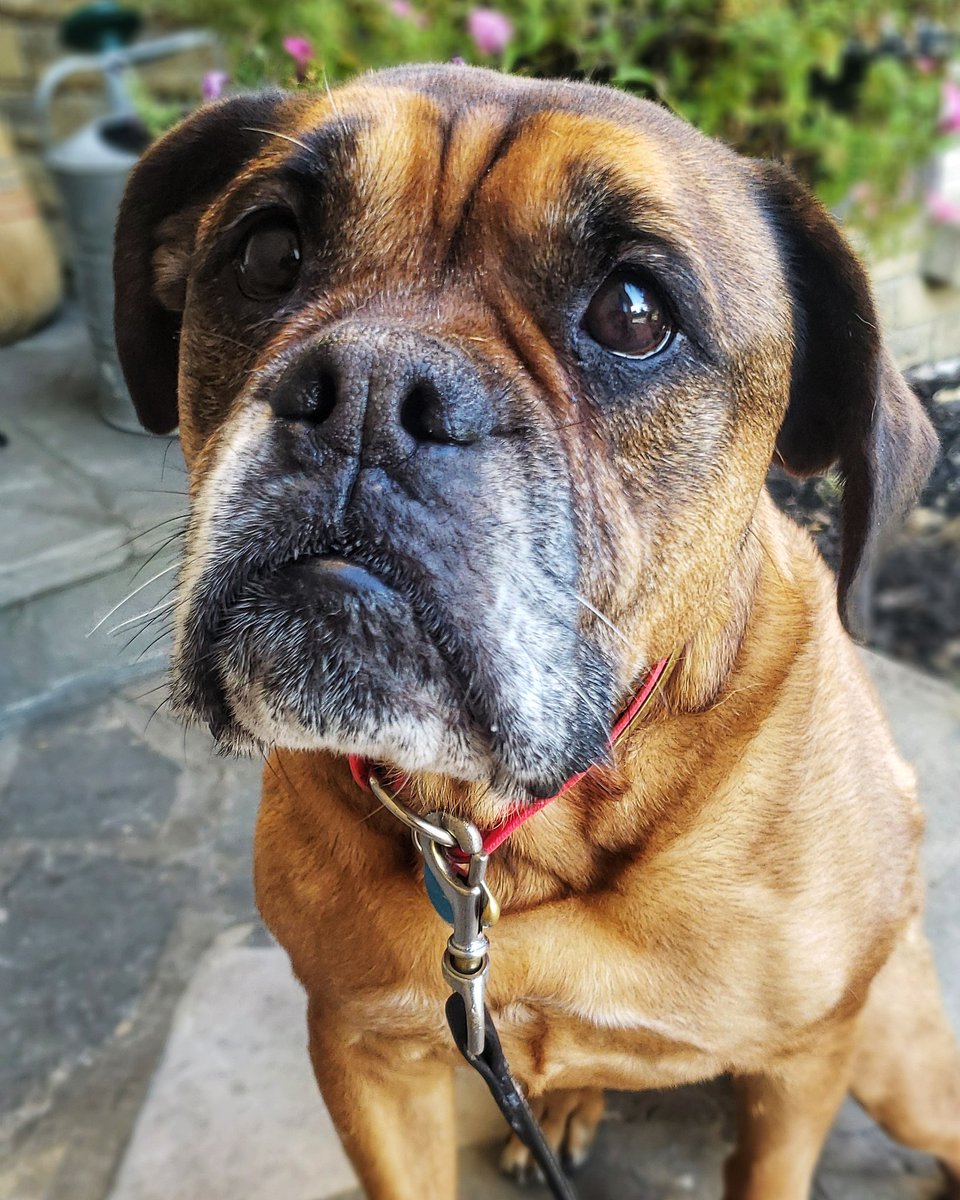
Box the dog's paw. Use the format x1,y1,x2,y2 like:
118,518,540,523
499,1088,605,1186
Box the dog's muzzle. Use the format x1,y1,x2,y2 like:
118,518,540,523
171,321,615,796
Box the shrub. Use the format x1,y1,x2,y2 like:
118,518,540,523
145,0,956,242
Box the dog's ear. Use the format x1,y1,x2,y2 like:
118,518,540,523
113,91,292,434
752,160,938,638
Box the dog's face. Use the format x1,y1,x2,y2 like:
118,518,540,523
114,65,934,798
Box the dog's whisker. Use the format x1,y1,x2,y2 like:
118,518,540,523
131,534,186,581
121,616,175,656
745,522,789,590
321,69,351,141
142,693,174,733
205,330,262,356
241,125,310,152
131,678,173,702
88,563,180,637
133,625,178,662
108,598,177,637
573,593,630,644
113,515,187,556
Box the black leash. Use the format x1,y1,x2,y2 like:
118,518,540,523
446,994,579,1200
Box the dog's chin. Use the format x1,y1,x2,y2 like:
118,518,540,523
172,554,614,798
172,554,488,768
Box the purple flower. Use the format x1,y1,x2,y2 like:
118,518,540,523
201,70,228,101
467,7,513,56
282,35,314,83
450,55,466,66
389,0,428,29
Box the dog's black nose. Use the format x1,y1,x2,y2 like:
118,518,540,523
268,325,492,458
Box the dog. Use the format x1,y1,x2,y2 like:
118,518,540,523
113,64,959,1199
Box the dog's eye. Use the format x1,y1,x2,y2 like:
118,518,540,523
236,219,301,300
582,270,673,359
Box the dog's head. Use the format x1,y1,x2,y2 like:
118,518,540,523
114,65,935,798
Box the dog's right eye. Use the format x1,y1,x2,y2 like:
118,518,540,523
582,269,674,359
236,219,302,301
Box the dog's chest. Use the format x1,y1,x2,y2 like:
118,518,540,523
363,976,728,1094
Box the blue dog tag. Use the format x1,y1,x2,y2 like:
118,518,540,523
424,862,455,923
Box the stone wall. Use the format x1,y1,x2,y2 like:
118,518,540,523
1,0,960,366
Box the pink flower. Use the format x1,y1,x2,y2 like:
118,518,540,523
390,0,412,15
201,70,228,101
282,35,314,82
927,190,960,226
467,7,513,56
942,80,960,134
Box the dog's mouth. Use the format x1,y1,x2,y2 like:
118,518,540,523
173,536,482,755
170,519,615,797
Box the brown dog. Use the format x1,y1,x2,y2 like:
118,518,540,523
113,65,959,1199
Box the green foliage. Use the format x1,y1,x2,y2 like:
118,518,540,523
142,0,956,242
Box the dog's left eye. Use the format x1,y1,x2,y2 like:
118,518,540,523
582,270,674,359
236,219,302,300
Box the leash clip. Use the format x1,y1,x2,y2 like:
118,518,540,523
415,815,496,1056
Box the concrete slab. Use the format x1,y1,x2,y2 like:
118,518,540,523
103,652,959,1200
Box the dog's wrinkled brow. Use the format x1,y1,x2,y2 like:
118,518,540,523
277,118,367,180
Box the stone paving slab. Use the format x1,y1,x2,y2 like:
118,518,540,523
0,686,264,1200
100,652,959,1200
0,304,186,610
108,932,507,1200
106,945,946,1200
0,561,175,731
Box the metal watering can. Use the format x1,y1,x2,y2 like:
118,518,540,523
36,4,215,433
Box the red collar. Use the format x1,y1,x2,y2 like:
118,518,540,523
348,654,674,856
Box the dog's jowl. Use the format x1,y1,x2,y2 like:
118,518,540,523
113,65,959,1200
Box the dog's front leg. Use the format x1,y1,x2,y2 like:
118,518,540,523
307,998,458,1200
723,1023,856,1200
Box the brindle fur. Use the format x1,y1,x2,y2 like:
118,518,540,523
113,66,958,1199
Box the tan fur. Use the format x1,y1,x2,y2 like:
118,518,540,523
122,71,960,1200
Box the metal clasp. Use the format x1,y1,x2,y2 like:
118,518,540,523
415,815,497,1056
366,767,500,1056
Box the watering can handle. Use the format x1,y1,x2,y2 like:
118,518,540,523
34,30,217,151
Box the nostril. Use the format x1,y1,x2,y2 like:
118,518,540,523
400,382,476,445
307,368,338,424
271,366,339,422
400,383,441,443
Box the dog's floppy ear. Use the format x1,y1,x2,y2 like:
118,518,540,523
113,90,291,434
753,160,938,638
